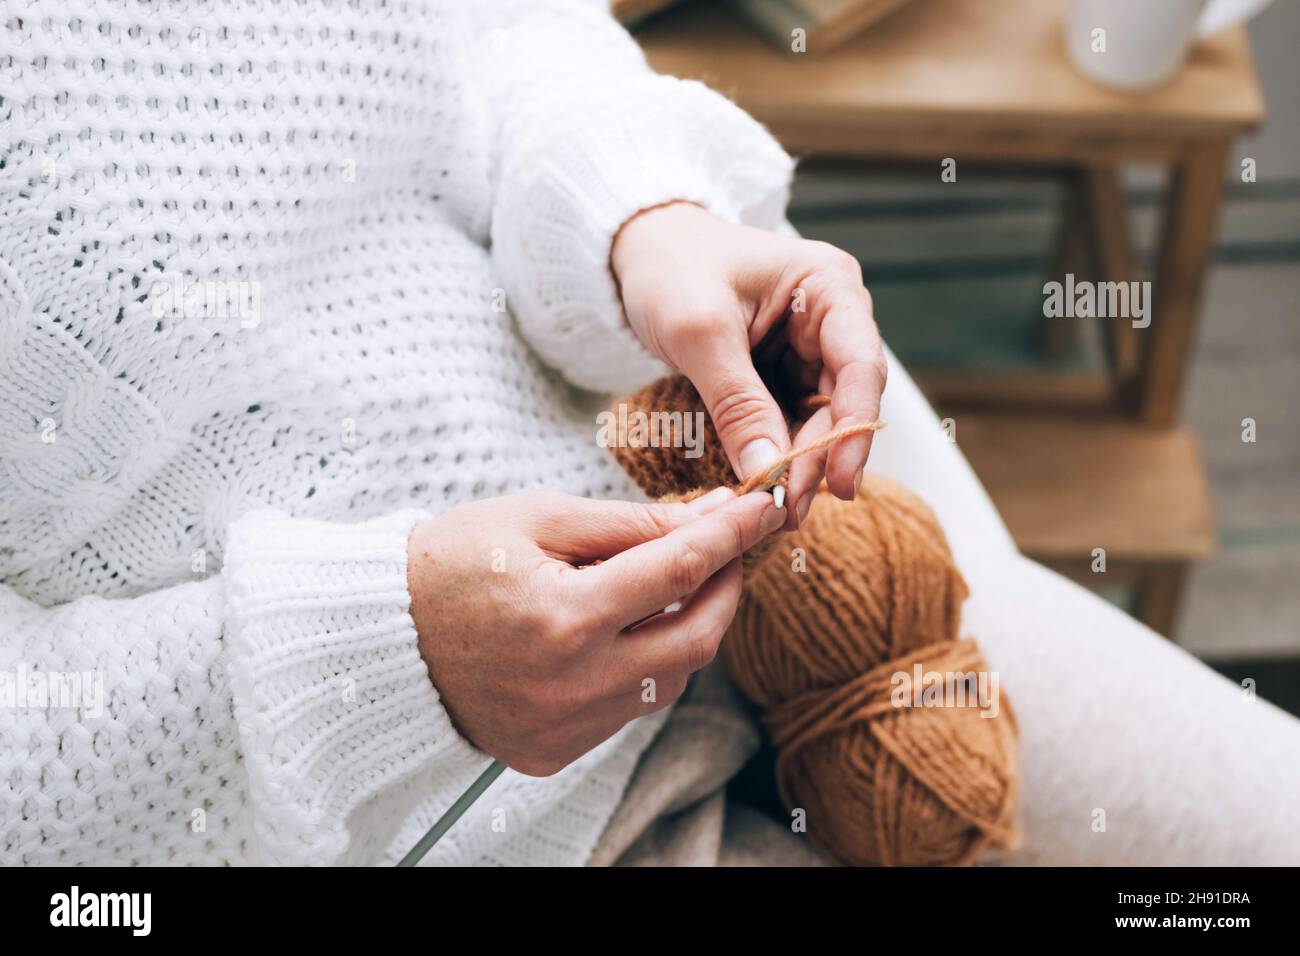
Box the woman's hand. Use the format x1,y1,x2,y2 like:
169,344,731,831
612,202,887,530
407,487,783,776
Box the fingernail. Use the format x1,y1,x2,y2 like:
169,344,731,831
796,494,811,525
739,438,780,482
853,467,864,495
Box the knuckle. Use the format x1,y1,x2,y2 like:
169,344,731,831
683,622,722,673
870,353,889,390
805,239,838,261
629,500,676,540
542,605,589,657
704,508,750,562
708,382,774,439
809,241,861,277
720,507,752,552
670,540,712,597
835,250,863,281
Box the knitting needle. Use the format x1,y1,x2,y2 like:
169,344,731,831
399,464,791,866
397,759,506,867
753,461,788,509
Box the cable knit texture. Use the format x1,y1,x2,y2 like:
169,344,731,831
0,0,794,864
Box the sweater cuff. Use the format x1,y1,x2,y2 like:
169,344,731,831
494,75,795,394
224,508,480,864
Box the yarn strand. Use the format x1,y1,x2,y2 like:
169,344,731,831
737,418,886,495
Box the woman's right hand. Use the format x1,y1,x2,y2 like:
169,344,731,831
406,488,783,776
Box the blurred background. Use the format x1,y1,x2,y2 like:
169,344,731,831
616,0,1299,713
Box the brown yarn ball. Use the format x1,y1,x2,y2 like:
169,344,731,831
607,375,1020,866
726,481,1019,866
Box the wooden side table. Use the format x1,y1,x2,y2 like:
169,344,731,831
635,0,1264,636
638,0,1263,424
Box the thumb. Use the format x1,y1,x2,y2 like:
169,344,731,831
680,339,791,485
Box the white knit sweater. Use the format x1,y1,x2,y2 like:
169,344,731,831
0,0,793,865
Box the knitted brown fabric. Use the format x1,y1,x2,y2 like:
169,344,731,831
607,375,1020,866
607,375,782,569
607,376,735,498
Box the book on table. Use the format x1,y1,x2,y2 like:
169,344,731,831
728,0,916,52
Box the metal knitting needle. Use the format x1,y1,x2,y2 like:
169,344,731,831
397,759,506,867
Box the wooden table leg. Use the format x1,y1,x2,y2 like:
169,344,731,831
1041,168,1089,360
1136,141,1231,425
1136,563,1189,639
1044,164,1143,384
1082,164,1142,385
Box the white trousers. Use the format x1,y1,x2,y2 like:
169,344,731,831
870,348,1300,865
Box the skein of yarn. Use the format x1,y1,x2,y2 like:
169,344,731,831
730,481,1019,865
608,375,1020,866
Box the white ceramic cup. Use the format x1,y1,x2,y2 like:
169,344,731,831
1065,0,1273,91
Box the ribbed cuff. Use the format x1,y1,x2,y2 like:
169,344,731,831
494,74,795,394
224,508,480,865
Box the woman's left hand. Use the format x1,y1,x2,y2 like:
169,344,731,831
612,201,887,530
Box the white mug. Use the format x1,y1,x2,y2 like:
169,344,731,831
1065,0,1273,91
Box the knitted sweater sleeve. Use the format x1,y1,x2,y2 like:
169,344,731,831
1,509,485,865
466,0,796,393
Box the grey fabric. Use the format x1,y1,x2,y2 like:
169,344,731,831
590,663,829,867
